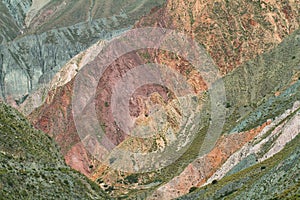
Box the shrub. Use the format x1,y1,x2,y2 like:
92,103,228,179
125,174,139,184
189,186,197,193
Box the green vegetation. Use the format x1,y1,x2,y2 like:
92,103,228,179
222,28,300,134
125,174,139,184
1,1,299,199
189,187,197,193
0,103,109,199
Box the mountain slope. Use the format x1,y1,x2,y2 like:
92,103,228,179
0,2,20,43
10,0,300,199
27,0,165,33
150,79,300,199
0,0,32,44
137,0,300,74
0,102,109,199
1,0,32,27
177,134,300,200
28,11,300,200
130,27,300,199
0,0,165,102
0,0,31,45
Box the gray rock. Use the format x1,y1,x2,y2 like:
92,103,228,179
0,17,130,100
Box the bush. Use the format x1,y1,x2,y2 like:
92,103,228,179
125,174,139,184
189,186,197,193
225,102,231,108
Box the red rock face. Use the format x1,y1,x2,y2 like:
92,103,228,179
94,52,144,147
29,79,95,177
29,49,200,177
136,0,300,74
65,142,93,177
29,52,141,176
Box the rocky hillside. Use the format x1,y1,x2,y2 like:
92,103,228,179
0,0,32,44
137,0,299,74
27,1,300,198
27,0,165,33
2,0,32,27
0,102,109,199
0,2,21,43
0,0,165,102
2,0,299,199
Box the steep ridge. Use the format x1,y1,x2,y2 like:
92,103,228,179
19,40,106,115
24,0,300,198
0,0,165,102
0,102,109,199
149,121,272,199
132,28,300,199
151,89,300,199
1,0,299,199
